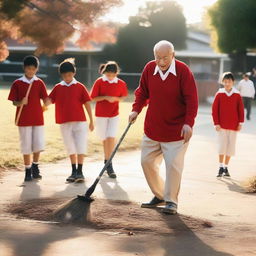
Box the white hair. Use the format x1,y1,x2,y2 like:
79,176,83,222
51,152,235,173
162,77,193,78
153,40,174,53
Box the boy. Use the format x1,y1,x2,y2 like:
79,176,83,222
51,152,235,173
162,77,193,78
47,58,94,182
212,72,244,178
8,55,48,181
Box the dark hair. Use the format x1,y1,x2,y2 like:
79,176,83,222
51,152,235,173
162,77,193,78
99,61,120,74
243,73,249,78
222,72,234,81
23,55,39,68
59,58,76,74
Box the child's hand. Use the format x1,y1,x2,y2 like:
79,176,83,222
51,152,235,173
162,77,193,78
106,96,117,103
89,122,94,131
215,125,221,131
21,97,28,105
42,105,48,112
237,124,242,131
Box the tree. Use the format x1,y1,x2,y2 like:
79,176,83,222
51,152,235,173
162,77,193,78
208,0,256,72
103,1,187,72
0,0,122,61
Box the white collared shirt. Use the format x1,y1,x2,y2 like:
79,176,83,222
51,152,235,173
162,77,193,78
18,75,39,84
237,79,255,98
153,58,177,81
218,87,240,97
60,78,78,87
102,74,118,84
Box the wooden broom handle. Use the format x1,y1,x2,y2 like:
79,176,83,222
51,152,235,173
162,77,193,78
15,82,33,126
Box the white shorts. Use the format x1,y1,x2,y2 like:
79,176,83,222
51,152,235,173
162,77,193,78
218,129,237,156
95,116,119,140
60,121,88,155
19,126,45,155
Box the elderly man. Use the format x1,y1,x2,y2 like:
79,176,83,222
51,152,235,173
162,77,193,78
129,40,198,214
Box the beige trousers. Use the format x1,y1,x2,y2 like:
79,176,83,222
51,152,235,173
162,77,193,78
141,135,189,204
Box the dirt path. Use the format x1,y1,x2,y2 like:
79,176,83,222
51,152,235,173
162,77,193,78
0,106,256,256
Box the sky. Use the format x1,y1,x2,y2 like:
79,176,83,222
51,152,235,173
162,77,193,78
103,0,218,24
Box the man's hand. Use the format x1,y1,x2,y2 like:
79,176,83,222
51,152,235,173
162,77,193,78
237,124,242,131
129,111,138,123
215,125,221,131
181,124,192,143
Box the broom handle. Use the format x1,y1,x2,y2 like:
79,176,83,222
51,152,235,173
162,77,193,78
15,82,33,126
91,122,132,185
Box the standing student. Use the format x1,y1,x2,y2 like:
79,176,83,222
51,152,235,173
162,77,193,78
47,58,94,182
90,61,128,178
8,55,48,181
237,73,255,120
212,72,244,178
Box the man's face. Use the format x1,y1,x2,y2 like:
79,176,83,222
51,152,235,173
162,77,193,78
243,75,249,81
154,48,174,72
24,65,38,79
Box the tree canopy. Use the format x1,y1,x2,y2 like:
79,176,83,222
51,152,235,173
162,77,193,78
103,1,187,72
0,0,122,61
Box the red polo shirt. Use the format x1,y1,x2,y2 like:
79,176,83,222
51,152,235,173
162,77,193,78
90,77,128,117
49,81,91,124
132,60,198,142
8,77,48,126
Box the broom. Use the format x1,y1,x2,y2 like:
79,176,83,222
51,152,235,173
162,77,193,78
53,122,132,223
15,82,33,126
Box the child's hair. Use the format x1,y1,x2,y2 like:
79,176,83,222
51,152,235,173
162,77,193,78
99,61,120,74
59,58,76,74
23,55,39,68
222,72,234,81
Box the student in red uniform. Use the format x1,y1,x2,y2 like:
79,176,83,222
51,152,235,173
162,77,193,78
212,72,244,178
8,55,48,182
47,58,94,182
90,61,128,178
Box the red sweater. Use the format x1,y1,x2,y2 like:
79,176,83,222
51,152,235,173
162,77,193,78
212,88,244,131
132,60,198,142
90,77,128,117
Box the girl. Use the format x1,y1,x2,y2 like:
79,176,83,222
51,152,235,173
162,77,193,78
90,61,128,178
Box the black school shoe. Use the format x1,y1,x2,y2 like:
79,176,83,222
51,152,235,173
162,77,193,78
216,167,225,178
223,167,231,178
66,169,77,182
24,168,33,182
141,196,165,208
75,169,85,182
31,163,42,179
105,160,117,179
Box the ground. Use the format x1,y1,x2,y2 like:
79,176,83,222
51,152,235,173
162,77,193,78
0,104,256,256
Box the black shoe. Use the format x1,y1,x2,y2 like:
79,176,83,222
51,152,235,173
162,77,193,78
66,169,77,182
75,169,85,182
141,196,165,208
105,161,117,179
223,167,231,177
162,202,178,215
217,167,224,177
31,163,42,179
24,168,32,182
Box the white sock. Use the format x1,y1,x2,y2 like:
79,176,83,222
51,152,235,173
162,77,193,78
219,163,224,168
25,165,31,169
33,162,39,165
224,164,228,169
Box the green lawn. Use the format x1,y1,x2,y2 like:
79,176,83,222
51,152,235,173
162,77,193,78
0,88,146,169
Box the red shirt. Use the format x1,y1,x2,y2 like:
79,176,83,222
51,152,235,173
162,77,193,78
212,88,244,131
8,77,48,126
90,77,128,117
49,80,91,124
132,60,198,142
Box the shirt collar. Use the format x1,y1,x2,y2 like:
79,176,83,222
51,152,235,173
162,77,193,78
18,75,39,84
60,78,77,87
102,74,118,84
219,87,239,97
153,58,176,81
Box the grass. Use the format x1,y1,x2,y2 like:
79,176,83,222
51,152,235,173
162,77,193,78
0,88,146,169
245,176,256,193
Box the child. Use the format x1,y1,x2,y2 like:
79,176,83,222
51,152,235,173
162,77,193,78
90,61,128,178
212,72,244,178
47,58,94,182
8,55,48,181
